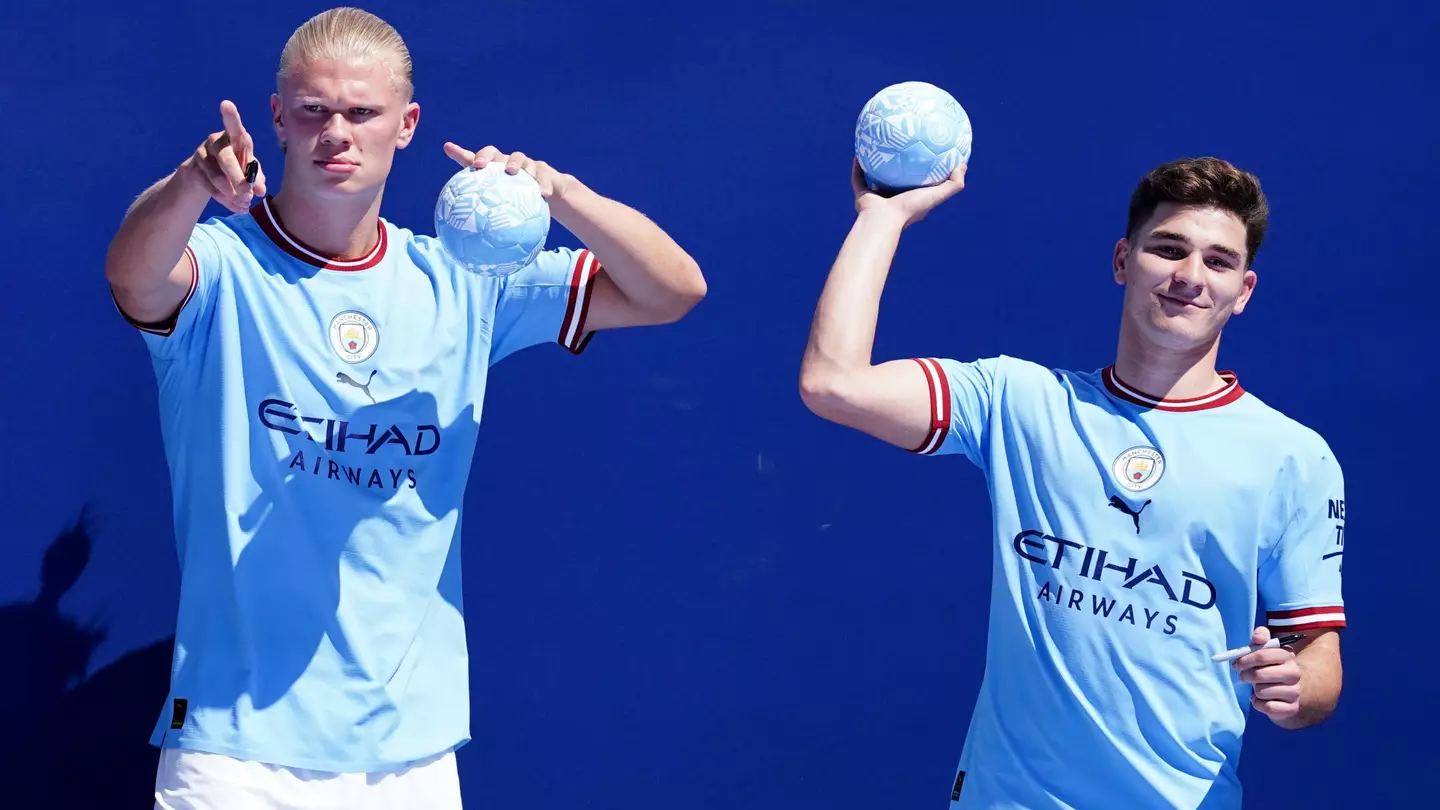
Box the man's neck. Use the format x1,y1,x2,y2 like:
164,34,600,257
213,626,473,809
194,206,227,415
1113,318,1227,401
269,186,385,259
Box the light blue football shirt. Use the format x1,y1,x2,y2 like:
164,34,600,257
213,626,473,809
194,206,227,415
119,197,603,772
907,355,1346,810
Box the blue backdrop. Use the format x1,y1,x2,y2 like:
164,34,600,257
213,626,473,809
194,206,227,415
2,1,1432,806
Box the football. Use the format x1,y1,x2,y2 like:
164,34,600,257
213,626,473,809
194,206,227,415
854,81,973,194
434,163,551,276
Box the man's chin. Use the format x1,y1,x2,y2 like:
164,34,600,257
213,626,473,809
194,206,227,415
1145,318,1216,351
306,172,374,197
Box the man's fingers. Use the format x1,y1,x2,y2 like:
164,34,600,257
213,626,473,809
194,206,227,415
1238,661,1301,686
1252,695,1299,719
474,145,504,167
219,101,251,158
930,164,968,201
197,158,247,212
1251,681,1300,703
851,158,870,196
443,141,476,167
1232,647,1292,671
214,143,250,200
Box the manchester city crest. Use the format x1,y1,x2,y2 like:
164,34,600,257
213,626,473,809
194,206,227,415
329,310,379,364
1112,446,1165,492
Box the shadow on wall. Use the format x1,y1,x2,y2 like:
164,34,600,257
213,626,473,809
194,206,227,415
0,508,173,807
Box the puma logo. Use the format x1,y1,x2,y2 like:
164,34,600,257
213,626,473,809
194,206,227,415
336,370,378,404
1108,496,1151,533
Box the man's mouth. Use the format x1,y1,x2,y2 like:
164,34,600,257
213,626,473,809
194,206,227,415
1158,293,1204,310
316,157,359,174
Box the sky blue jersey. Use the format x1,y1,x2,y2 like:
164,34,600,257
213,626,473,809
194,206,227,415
117,197,603,772
907,355,1346,810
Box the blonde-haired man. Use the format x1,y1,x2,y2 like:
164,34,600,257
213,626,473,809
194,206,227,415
107,7,705,808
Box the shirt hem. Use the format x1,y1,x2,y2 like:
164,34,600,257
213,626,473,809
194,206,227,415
151,732,471,774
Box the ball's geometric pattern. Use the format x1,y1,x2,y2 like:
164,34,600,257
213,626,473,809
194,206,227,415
435,163,551,276
855,81,973,194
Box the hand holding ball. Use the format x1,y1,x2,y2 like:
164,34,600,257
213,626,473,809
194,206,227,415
434,162,551,277
855,81,972,195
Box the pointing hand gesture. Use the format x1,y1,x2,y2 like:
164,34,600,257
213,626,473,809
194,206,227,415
182,100,267,213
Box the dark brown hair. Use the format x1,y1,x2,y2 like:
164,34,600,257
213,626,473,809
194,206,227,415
1127,157,1269,267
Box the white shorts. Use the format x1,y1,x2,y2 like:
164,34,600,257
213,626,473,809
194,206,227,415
153,747,463,810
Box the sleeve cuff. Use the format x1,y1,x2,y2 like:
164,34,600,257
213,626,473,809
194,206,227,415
558,249,601,355
112,246,199,337
1267,606,1346,632
910,357,951,455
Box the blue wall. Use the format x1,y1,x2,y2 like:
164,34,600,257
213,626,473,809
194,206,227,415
2,1,1432,805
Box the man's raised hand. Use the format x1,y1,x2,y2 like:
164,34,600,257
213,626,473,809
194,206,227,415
183,100,267,213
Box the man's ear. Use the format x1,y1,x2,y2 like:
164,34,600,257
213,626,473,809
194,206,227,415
1113,238,1129,285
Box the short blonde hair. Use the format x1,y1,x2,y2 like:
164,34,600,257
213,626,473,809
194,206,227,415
277,7,414,100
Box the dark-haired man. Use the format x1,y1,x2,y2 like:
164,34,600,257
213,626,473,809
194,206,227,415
799,157,1345,808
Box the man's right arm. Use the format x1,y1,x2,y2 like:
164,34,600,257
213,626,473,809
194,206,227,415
105,167,213,325
798,160,968,453
106,100,266,328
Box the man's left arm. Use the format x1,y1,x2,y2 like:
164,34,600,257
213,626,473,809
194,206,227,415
446,143,706,330
1243,439,1349,729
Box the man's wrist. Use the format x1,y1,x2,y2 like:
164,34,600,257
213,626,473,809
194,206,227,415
171,160,213,202
546,175,597,231
854,205,909,235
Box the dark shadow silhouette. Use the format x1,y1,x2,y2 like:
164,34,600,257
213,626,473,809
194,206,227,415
0,386,471,805
0,510,106,727
0,510,175,806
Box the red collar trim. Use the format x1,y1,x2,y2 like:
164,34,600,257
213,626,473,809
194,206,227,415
1102,367,1245,412
251,197,387,271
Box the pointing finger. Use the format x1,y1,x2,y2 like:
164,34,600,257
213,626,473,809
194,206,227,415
220,101,250,159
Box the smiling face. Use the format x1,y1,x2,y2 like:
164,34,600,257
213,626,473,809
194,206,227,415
270,55,420,201
1113,202,1257,351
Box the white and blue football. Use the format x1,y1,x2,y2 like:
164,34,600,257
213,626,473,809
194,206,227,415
855,81,973,194
434,162,550,276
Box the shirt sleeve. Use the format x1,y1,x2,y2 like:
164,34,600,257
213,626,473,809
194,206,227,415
1258,441,1347,633
113,221,225,362
907,356,1001,465
488,246,603,365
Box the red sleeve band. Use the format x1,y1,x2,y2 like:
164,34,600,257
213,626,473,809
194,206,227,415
558,249,601,355
910,357,951,455
1267,605,1346,632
